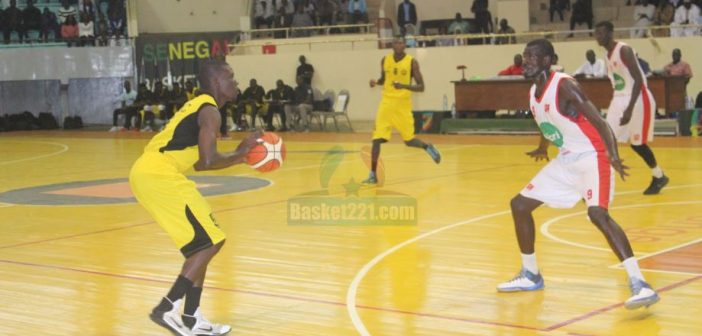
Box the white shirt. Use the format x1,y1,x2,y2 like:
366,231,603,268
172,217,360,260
79,21,94,37
573,59,607,77
633,4,655,24
673,4,701,25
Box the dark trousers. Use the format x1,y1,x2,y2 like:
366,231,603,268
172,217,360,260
235,101,260,128
113,106,140,129
3,25,25,43
570,17,593,31
265,103,287,129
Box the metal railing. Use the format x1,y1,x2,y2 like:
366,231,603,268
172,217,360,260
242,23,376,40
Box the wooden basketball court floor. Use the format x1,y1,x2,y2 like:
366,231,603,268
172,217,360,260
0,131,701,336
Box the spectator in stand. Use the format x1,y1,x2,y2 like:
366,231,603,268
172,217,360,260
567,0,593,38
285,75,313,132
349,0,368,24
663,48,693,84
107,0,125,38
273,4,290,38
671,0,701,37
632,0,656,38
301,0,317,25
573,49,607,78
317,0,335,26
22,0,42,42
167,82,188,116
254,0,273,29
497,54,524,76
336,0,349,24
95,11,108,45
291,4,314,37
58,0,77,24
3,0,24,44
141,81,171,132
82,0,95,16
652,0,675,36
448,12,470,35
185,80,199,100
277,0,295,20
435,26,455,47
264,79,294,131
235,79,266,130
110,80,138,132
397,0,417,35
78,11,94,46
471,0,493,44
40,7,60,42
549,0,571,22
61,14,79,46
496,18,516,44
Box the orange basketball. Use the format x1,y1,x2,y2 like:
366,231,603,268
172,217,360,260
246,132,286,172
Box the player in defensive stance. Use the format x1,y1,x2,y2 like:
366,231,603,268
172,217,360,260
496,39,659,310
363,36,441,184
130,59,260,335
595,21,668,195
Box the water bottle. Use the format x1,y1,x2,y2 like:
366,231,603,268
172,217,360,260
451,103,456,119
442,94,448,112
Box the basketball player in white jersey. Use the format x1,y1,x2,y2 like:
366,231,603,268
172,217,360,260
595,21,668,195
496,39,659,310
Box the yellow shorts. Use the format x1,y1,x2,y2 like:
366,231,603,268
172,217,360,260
372,98,415,141
129,153,225,257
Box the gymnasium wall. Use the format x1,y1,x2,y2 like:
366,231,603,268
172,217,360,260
228,36,702,121
135,0,250,34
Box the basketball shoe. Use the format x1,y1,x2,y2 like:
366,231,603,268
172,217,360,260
625,278,659,309
497,269,544,292
149,298,193,336
182,308,232,336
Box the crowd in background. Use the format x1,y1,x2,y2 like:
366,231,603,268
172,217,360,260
0,0,126,45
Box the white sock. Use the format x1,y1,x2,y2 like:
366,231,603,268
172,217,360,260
623,257,645,281
521,253,539,274
652,166,663,178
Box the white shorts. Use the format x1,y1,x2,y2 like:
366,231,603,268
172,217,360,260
606,88,656,146
520,151,614,209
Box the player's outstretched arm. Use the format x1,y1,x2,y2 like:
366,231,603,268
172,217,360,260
194,105,261,171
560,79,629,180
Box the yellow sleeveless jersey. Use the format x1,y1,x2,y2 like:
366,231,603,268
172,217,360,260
382,53,413,100
141,94,218,173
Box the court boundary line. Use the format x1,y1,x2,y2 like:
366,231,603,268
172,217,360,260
540,199,702,255
0,140,69,165
608,238,702,276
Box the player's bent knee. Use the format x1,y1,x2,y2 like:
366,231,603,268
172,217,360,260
587,206,609,224
510,194,531,214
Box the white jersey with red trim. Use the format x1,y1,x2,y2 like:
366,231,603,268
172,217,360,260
605,41,648,97
529,72,606,155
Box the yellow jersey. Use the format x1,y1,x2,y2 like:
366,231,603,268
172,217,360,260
382,53,413,100
142,94,218,173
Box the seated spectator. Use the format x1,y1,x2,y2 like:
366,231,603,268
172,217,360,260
22,0,43,42
141,81,170,132
573,49,607,78
497,54,524,76
291,4,314,37
235,79,266,130
435,26,455,47
40,7,60,42
397,0,416,34
61,14,79,46
3,0,24,44
663,48,693,84
567,0,593,38
317,0,335,26
264,79,294,131
167,82,188,115
301,0,317,25
58,0,77,24
254,0,273,29
349,0,368,24
107,0,125,38
404,24,418,48
185,80,199,100
110,80,138,132
551,53,565,72
273,5,291,38
82,0,95,15
285,76,313,132
495,19,516,44
632,0,656,38
447,13,470,35
652,0,675,36
95,12,108,46
78,11,94,46
336,0,350,25
549,0,570,22
277,0,295,23
671,0,701,37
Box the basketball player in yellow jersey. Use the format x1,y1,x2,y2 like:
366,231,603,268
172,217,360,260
362,37,441,184
130,59,260,336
